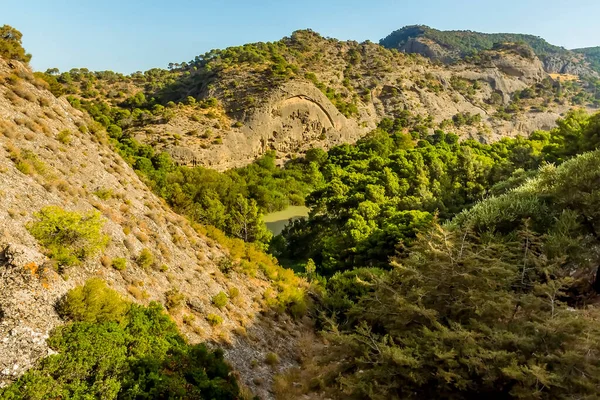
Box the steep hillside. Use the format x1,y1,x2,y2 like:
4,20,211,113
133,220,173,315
0,56,311,398
275,147,600,399
574,46,600,73
40,30,599,170
380,25,600,77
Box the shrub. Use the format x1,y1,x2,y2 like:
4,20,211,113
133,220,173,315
165,288,185,310
93,188,113,200
27,206,109,267
112,257,127,271
206,313,223,326
57,129,72,145
0,302,240,399
136,248,154,269
265,352,279,366
58,278,129,323
228,287,240,300
212,291,228,309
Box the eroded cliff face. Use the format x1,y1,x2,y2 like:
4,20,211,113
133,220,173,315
0,59,307,399
542,54,599,78
398,37,459,63
167,81,367,169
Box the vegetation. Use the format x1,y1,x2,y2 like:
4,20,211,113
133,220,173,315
303,150,600,399
574,46,600,72
111,257,127,271
206,313,223,326
272,110,600,276
27,206,109,268
212,291,229,309
380,24,570,58
0,25,31,62
58,279,128,323
136,248,154,269
0,281,240,399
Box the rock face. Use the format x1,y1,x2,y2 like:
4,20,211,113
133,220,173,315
542,54,599,77
170,81,366,169
398,37,457,63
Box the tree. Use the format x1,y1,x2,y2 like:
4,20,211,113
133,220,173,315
0,25,31,62
321,225,600,399
228,194,272,245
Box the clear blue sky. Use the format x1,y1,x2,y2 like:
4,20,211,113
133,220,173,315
4,0,600,74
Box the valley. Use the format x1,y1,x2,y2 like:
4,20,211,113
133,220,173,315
1,20,600,400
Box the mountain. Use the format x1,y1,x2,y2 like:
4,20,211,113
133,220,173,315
38,30,599,171
380,25,600,77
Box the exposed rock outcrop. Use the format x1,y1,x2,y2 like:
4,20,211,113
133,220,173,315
398,37,458,63
542,54,599,78
172,81,367,169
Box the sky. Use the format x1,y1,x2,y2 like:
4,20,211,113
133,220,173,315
4,0,600,74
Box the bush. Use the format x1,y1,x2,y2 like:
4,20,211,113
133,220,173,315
94,188,113,200
1,302,240,399
212,291,228,309
27,206,109,267
228,287,240,300
165,288,185,310
206,313,223,326
58,278,129,323
136,248,154,269
112,257,127,271
265,352,279,366
57,129,72,144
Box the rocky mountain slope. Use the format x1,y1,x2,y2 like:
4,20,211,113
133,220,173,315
380,25,600,77
41,30,599,171
0,56,311,399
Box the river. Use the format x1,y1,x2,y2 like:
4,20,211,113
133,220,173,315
263,206,309,235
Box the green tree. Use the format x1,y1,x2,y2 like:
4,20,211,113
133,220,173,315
0,25,31,62
27,206,109,267
228,194,272,245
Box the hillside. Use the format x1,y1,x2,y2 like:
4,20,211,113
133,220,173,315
574,46,600,73
0,41,312,399
380,25,600,77
276,147,600,399
37,30,599,170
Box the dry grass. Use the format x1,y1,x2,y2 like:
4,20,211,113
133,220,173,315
135,230,149,243
0,121,17,139
6,90,22,106
127,285,148,300
549,73,578,82
12,84,36,102
100,255,112,268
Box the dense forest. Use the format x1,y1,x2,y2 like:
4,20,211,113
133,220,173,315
379,25,571,58
3,24,600,399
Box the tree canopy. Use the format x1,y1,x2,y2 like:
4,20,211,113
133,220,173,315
0,25,31,62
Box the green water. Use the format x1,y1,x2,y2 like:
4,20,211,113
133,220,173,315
263,206,309,235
